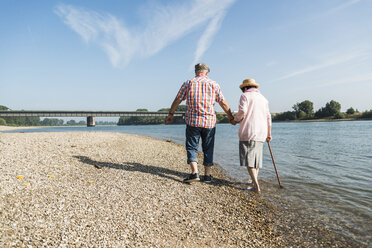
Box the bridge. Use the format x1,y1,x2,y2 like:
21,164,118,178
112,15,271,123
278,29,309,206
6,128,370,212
0,111,184,127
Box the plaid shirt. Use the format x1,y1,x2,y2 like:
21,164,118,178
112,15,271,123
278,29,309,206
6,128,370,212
176,75,224,128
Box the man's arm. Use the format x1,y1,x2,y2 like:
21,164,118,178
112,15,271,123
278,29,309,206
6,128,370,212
166,98,183,124
218,99,234,122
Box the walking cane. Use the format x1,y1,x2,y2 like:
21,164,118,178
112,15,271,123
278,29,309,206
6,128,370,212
267,142,283,188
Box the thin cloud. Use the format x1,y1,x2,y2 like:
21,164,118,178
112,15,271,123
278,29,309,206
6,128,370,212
314,73,372,88
55,0,235,68
308,0,361,22
270,51,366,82
274,0,362,31
192,11,226,67
298,73,372,92
326,0,361,15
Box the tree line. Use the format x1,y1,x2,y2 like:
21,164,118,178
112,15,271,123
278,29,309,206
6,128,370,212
272,100,372,121
2,102,371,127
0,105,87,126
118,106,186,125
118,105,229,125
117,105,231,125
118,100,372,125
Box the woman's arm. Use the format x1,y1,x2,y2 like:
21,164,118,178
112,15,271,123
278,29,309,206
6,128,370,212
234,94,247,122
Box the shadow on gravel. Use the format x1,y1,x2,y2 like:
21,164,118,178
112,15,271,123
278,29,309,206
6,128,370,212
73,155,244,190
74,155,187,183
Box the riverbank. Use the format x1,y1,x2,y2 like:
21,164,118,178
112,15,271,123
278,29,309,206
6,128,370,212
272,117,372,123
0,131,281,247
0,130,363,247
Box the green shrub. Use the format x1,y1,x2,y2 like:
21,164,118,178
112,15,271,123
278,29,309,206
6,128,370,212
0,118,6,125
298,111,307,119
346,107,355,115
334,112,345,119
273,111,297,121
361,110,372,119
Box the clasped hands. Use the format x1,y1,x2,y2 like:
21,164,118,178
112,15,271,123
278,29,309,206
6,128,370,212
229,117,237,125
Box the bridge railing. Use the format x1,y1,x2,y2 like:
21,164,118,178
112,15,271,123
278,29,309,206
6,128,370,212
0,110,185,127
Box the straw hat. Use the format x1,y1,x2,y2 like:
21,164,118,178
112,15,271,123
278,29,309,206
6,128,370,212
239,78,259,89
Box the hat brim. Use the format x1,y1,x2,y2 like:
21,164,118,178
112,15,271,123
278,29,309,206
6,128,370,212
239,82,259,89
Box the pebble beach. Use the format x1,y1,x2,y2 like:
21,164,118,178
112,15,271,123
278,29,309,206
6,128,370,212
0,127,361,247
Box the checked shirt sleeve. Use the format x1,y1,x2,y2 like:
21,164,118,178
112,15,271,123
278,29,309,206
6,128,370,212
214,83,225,103
175,81,188,101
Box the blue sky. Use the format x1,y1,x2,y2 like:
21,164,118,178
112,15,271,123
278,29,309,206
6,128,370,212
1,0,371,113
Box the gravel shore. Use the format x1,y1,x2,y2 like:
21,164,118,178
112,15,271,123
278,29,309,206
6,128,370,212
1,130,282,247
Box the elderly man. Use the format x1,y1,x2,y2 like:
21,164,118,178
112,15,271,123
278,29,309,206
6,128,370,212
166,63,234,183
232,78,272,193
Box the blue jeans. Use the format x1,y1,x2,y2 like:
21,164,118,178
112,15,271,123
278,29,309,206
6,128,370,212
185,125,216,166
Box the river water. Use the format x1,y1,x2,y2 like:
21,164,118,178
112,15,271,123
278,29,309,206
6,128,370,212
3,120,372,246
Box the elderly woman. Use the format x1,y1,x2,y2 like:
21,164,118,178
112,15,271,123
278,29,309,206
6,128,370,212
232,79,272,193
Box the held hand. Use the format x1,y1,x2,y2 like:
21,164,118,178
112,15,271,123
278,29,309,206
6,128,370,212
266,136,272,142
229,119,237,125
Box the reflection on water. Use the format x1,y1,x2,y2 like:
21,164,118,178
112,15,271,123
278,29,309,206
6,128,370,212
3,120,372,246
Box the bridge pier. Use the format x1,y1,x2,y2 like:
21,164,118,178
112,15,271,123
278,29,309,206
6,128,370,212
87,116,95,127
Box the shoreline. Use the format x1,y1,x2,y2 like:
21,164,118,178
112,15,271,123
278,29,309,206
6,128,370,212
272,118,372,123
0,129,364,247
0,125,42,131
0,116,371,135
1,117,371,132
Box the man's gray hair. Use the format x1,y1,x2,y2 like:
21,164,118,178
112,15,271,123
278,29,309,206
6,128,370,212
195,63,210,74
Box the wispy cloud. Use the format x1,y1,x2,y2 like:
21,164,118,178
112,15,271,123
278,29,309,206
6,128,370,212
55,0,235,68
274,0,362,31
314,73,372,88
326,0,361,15
270,51,367,83
192,11,226,67
308,0,361,22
